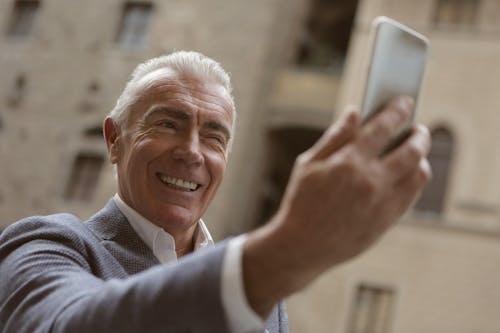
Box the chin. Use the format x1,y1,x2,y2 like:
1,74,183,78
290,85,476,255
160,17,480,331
154,207,197,231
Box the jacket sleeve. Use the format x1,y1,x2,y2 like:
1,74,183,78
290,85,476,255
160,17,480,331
0,216,230,333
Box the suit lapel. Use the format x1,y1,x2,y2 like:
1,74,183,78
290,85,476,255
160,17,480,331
85,199,160,275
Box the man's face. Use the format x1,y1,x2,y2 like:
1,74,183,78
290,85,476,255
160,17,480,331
106,72,234,235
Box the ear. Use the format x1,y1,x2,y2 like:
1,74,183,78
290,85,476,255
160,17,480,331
103,117,121,164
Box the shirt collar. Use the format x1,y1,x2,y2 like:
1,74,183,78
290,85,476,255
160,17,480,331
112,193,214,264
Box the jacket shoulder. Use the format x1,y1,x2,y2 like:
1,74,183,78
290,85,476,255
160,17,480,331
1,213,86,242
0,213,96,264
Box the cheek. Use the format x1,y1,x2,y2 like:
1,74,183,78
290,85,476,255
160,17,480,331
207,153,227,187
124,139,161,173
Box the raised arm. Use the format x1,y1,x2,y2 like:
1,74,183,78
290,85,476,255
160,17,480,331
243,96,432,317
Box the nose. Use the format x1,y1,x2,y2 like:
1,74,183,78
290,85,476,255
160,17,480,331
172,132,203,165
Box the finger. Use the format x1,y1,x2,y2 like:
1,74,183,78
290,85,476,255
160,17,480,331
391,157,432,215
356,96,414,158
382,124,432,182
398,158,432,195
306,109,360,161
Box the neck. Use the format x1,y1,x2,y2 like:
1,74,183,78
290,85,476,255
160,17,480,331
175,241,195,257
168,222,198,258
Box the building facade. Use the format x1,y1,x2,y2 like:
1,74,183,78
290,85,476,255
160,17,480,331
285,0,500,332
1,0,500,331
0,0,292,238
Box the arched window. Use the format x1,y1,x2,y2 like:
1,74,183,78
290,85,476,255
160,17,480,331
414,127,454,215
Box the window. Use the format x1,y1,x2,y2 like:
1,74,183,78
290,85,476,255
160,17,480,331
116,2,153,49
434,0,481,26
79,81,100,112
84,125,104,139
414,127,454,214
65,153,105,202
6,74,27,109
295,0,359,73
6,0,40,38
348,284,395,333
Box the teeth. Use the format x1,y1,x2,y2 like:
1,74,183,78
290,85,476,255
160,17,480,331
158,174,198,191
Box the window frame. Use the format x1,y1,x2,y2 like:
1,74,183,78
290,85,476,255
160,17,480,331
64,152,105,202
5,0,40,39
115,1,154,49
347,283,396,333
433,0,482,28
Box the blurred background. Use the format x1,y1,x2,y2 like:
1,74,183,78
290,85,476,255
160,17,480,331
1,0,500,331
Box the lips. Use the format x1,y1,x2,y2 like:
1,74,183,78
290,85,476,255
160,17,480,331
156,172,201,191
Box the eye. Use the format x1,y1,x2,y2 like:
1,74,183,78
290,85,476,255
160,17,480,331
210,136,224,144
156,120,177,129
206,134,227,148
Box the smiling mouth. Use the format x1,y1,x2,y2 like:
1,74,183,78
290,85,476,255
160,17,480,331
156,173,201,192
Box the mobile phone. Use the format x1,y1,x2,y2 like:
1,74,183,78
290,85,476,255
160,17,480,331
361,16,428,153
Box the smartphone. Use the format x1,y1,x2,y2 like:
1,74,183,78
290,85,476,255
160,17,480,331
361,16,428,153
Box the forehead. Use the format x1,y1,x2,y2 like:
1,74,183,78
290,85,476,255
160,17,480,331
129,70,234,125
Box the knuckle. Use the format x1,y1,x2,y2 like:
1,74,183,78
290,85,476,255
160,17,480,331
359,175,377,196
296,151,311,166
335,152,358,175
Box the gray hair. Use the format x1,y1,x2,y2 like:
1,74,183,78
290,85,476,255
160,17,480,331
108,51,236,146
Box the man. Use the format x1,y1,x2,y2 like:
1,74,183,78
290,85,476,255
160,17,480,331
0,51,431,332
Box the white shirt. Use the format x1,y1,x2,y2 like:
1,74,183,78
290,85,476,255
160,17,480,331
113,194,263,333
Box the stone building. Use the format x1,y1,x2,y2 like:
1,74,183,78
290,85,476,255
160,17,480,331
1,0,500,331
285,1,500,332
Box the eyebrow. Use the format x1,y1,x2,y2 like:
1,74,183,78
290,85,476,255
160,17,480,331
143,106,191,122
143,105,232,142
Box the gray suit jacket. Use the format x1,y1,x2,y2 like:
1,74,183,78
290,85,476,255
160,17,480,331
0,199,288,333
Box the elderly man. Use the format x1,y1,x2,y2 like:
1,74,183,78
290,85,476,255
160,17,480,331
0,51,431,333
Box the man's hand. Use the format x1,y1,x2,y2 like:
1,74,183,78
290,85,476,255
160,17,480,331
243,96,432,317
